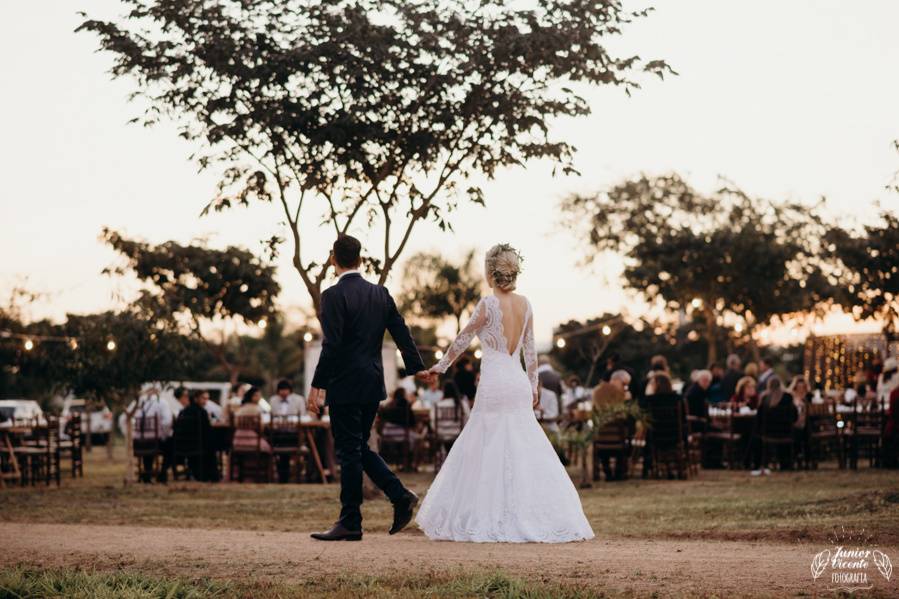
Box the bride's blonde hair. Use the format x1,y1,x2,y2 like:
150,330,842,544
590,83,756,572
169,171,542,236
485,243,523,292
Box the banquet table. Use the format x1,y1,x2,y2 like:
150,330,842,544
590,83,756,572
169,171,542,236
211,418,336,483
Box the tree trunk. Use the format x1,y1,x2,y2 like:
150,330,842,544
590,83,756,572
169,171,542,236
704,306,718,365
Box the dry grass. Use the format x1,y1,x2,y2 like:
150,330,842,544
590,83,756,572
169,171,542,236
2,444,897,544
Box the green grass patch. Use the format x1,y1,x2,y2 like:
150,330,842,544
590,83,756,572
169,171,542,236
0,567,604,599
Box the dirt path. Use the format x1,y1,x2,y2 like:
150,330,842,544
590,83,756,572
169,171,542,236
2,522,896,597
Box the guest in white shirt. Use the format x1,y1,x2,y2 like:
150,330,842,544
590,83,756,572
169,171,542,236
419,377,444,409
268,379,306,418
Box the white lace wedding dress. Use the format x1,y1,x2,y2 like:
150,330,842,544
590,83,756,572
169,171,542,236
415,295,595,543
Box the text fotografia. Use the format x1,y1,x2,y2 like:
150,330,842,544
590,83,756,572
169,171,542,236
811,546,893,593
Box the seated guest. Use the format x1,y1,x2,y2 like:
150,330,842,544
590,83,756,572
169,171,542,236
592,370,631,409
708,363,727,404
174,390,219,482
380,388,423,470
593,370,633,482
129,391,174,483
684,370,712,425
644,355,670,396
731,376,759,411
641,372,687,478
744,361,759,380
720,354,743,403
882,358,898,468
751,376,798,473
197,391,224,423
232,387,272,453
432,381,470,442
174,386,190,411
418,376,444,410
787,375,813,467
269,379,305,418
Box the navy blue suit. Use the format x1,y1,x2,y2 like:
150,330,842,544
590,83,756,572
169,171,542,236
312,272,424,529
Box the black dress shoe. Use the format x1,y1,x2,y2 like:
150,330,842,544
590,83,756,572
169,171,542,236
389,491,419,535
310,522,363,541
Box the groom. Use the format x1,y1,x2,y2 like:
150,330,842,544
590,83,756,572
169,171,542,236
308,234,432,541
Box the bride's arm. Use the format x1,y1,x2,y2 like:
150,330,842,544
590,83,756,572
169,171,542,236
430,299,487,374
523,304,539,407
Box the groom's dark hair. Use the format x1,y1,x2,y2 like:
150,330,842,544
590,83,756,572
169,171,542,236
332,234,362,268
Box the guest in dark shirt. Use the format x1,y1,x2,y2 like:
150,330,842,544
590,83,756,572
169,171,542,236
641,372,688,478
174,390,219,482
453,357,478,403
751,376,798,472
720,354,743,403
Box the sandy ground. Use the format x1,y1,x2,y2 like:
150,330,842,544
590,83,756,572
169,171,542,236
4,522,897,597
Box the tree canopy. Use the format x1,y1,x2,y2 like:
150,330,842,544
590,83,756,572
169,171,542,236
79,0,672,314
400,250,482,333
561,174,835,362
826,210,899,341
103,229,280,384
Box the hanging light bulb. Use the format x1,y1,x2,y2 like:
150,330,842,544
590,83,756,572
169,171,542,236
106,340,117,351
69,338,78,350
474,349,483,359
257,319,268,329
555,338,566,349
601,325,612,336
24,339,34,351
303,332,313,342
435,350,444,360
691,298,702,309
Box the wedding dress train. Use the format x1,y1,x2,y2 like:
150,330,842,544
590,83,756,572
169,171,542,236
415,295,595,543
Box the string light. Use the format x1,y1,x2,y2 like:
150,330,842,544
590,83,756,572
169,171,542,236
24,339,34,351
303,332,313,342
257,319,268,329
555,338,566,349
435,350,444,360
690,298,702,309
106,340,117,351
69,339,78,350
601,325,612,336
474,349,483,359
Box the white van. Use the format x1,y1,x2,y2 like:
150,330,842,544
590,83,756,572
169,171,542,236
61,397,114,444
0,399,46,426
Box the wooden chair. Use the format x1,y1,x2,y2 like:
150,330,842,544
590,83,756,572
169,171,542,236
646,400,687,479
231,415,273,483
267,416,310,483
14,420,58,486
431,404,466,472
133,415,162,483
377,418,414,471
173,410,207,481
847,400,884,469
592,419,631,481
705,412,743,469
760,407,796,471
806,402,842,469
57,413,84,478
0,431,21,488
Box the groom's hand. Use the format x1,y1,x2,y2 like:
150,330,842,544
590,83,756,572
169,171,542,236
307,387,325,416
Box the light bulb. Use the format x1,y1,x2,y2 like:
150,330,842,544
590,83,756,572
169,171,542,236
106,340,117,351
474,349,483,359
601,325,612,336
303,332,313,342
555,338,566,349
435,350,444,359
24,339,34,351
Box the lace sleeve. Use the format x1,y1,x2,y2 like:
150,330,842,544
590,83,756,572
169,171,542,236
433,298,487,373
523,301,538,395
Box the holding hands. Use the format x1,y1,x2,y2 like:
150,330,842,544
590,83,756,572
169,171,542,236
307,387,326,416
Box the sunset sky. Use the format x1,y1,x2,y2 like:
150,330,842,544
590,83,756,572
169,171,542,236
3,1,898,346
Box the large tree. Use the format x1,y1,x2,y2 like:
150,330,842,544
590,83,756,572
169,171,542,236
561,174,834,363
79,0,672,314
826,210,899,341
103,229,280,385
399,250,481,333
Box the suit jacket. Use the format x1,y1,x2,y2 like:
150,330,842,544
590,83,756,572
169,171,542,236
312,273,424,405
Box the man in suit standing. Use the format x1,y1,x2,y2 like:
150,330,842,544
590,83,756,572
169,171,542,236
308,235,430,541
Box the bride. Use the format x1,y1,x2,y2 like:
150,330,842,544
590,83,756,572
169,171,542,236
415,244,595,543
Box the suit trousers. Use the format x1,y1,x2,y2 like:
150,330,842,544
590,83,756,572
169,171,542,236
329,401,407,530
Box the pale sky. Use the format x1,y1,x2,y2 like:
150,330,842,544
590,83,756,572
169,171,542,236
3,1,898,346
